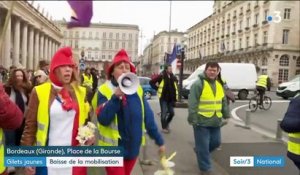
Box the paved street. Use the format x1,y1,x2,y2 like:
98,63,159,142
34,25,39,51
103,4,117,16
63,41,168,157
233,90,290,139
140,92,299,175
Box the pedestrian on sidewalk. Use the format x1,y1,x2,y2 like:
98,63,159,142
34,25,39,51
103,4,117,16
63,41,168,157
187,62,230,175
94,49,165,175
280,93,300,171
21,47,94,175
0,83,23,175
149,64,178,133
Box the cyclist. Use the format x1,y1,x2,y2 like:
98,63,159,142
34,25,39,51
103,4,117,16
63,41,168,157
256,72,271,105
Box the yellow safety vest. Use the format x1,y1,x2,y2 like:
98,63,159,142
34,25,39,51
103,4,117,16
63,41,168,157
288,133,300,156
35,82,90,146
256,75,268,88
287,93,300,156
82,74,93,88
198,80,225,118
91,88,99,111
0,129,5,174
157,80,179,101
97,82,146,146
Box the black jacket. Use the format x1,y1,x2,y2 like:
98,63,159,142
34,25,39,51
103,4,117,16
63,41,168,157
150,71,178,103
280,94,300,163
280,95,300,133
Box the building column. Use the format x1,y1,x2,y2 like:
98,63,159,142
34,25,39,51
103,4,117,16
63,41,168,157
51,40,54,58
2,13,11,68
28,26,34,69
44,37,48,60
40,34,44,61
52,42,55,56
13,17,20,66
55,43,58,52
48,39,52,60
34,30,39,69
21,22,28,68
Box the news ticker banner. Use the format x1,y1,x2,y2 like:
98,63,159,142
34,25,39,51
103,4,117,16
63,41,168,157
230,156,285,167
5,146,123,167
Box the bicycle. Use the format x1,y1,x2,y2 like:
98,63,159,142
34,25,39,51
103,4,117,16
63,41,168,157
248,92,272,112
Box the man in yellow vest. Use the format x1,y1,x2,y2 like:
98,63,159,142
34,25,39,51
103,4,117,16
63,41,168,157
0,83,23,175
256,72,271,105
21,47,93,175
81,67,93,89
81,67,94,103
280,93,300,171
187,62,230,175
149,64,178,133
93,49,165,175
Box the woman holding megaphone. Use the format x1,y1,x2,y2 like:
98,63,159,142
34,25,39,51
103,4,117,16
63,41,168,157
92,49,166,175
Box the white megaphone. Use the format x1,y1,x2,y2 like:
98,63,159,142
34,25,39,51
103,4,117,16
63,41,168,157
117,72,140,95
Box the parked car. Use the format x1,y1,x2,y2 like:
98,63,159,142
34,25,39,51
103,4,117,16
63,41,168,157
276,75,300,99
182,63,257,100
138,77,157,99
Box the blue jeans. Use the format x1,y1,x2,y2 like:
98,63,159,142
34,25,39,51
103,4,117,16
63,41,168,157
193,125,221,171
159,99,175,129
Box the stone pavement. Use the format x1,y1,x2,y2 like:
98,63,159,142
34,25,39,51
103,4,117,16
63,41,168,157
137,118,299,175
210,119,299,175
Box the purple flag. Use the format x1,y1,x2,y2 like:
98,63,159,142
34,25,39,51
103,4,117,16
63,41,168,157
67,0,93,28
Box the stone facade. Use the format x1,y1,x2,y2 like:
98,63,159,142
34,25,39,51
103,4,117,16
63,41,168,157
0,1,62,70
185,0,300,85
56,21,139,76
141,30,186,76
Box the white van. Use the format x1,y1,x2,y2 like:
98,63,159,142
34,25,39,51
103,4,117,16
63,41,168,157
276,75,300,99
182,63,257,100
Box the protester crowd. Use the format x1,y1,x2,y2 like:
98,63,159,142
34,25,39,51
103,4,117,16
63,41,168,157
1,47,298,175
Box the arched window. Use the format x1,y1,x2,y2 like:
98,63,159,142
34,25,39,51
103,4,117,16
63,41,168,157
262,57,268,66
296,57,300,67
279,55,289,66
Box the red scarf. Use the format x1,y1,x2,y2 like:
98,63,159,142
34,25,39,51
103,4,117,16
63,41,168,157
58,88,75,111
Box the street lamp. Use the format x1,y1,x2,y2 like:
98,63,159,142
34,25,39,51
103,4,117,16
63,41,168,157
178,45,186,102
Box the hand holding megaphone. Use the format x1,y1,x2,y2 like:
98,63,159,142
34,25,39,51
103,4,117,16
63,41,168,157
117,72,139,95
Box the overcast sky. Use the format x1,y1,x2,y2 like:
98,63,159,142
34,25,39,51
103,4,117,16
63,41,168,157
34,1,214,54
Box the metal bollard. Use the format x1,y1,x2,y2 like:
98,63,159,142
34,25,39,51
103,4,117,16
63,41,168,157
244,109,251,129
276,119,283,140
235,109,251,129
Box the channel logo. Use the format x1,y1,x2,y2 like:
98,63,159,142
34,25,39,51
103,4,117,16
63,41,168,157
266,11,282,23
230,156,285,167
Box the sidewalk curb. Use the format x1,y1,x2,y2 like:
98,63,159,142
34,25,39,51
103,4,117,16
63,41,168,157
231,106,289,143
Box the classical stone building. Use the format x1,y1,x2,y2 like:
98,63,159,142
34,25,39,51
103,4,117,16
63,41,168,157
141,30,186,76
56,21,139,77
0,1,62,70
185,0,300,85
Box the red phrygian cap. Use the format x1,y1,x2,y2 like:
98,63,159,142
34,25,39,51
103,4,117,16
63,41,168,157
107,49,136,79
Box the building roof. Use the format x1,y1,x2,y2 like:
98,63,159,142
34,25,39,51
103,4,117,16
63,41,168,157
55,20,139,30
